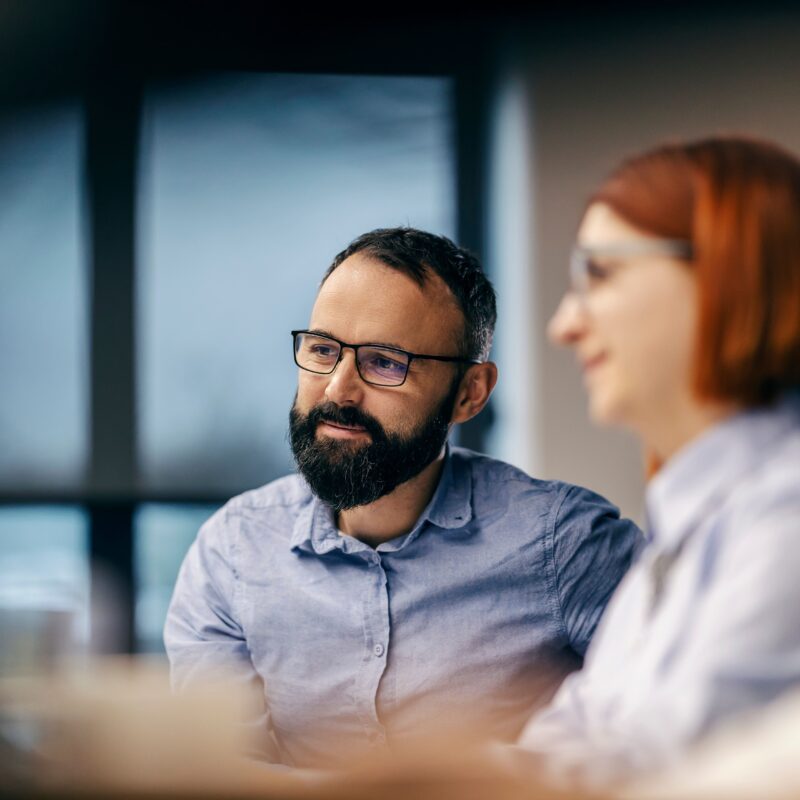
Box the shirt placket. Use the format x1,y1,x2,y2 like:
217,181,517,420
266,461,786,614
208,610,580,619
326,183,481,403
356,548,390,746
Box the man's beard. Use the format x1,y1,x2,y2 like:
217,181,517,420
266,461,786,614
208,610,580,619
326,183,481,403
289,380,460,511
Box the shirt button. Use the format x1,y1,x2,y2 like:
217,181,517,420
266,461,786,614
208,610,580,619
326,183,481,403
373,643,385,657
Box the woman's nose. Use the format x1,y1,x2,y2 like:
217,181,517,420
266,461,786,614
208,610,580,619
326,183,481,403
547,292,588,347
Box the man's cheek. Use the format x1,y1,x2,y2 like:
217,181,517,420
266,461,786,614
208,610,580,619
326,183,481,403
296,370,324,401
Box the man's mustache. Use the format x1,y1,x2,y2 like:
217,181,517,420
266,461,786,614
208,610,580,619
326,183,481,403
305,401,387,442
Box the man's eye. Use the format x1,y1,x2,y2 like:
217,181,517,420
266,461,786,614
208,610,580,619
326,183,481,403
361,352,408,380
372,356,405,372
309,345,337,358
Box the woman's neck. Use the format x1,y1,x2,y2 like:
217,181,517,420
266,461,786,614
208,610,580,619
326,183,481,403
640,395,740,466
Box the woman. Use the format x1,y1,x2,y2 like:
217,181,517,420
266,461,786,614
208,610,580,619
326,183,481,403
517,137,800,787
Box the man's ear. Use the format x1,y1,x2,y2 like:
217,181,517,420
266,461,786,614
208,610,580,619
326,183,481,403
449,362,498,425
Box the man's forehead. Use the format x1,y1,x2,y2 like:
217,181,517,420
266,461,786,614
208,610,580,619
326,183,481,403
311,254,463,350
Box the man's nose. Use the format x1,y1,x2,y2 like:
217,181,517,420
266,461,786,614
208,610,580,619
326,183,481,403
323,349,365,406
547,292,588,347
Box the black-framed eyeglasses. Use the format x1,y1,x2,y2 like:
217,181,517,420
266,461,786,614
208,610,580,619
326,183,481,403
570,239,693,297
291,330,480,387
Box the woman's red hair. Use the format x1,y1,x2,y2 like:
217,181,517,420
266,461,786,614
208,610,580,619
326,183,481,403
591,136,800,409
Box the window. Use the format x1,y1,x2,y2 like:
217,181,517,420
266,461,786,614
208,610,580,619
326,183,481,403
137,73,455,494
1,72,459,654
134,73,456,650
134,504,220,652
0,506,89,675
0,106,87,490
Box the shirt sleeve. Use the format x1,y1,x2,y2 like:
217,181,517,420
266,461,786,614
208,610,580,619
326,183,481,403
164,508,281,762
550,484,641,655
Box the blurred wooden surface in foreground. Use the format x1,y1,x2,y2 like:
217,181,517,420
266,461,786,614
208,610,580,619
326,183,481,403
14,658,800,800
0,658,595,800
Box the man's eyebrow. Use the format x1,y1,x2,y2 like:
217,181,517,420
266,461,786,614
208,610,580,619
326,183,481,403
362,338,411,352
306,328,410,352
306,327,337,339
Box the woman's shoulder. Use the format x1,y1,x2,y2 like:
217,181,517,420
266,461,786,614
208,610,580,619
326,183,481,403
716,417,800,544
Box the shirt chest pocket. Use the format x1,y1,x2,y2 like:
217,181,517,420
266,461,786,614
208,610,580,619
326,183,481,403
239,562,370,682
238,565,376,738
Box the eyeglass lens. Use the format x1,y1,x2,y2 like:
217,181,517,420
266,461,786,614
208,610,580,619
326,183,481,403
294,332,410,386
570,240,693,296
570,251,609,295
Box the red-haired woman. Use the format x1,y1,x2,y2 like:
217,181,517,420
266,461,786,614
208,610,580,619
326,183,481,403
517,137,800,787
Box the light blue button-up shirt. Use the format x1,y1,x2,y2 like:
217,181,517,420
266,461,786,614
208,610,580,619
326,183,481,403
518,393,800,786
165,446,639,768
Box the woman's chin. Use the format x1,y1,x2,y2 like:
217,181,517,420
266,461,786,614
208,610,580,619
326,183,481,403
586,391,626,428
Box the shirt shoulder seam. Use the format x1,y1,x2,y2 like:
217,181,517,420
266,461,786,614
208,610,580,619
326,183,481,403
217,505,244,625
545,482,573,645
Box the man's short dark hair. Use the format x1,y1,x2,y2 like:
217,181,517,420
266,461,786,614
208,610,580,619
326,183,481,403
323,227,497,362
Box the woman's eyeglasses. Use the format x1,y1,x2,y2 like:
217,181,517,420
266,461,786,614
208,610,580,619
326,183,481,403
570,239,693,297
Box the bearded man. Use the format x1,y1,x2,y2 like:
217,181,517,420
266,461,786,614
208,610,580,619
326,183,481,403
164,227,640,768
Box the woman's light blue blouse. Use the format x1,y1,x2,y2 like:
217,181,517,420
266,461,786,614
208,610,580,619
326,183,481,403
519,393,800,786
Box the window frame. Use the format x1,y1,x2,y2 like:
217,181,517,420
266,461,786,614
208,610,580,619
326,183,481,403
0,48,493,653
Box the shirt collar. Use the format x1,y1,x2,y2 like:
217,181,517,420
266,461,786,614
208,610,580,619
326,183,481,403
423,443,474,531
289,491,339,555
646,392,800,553
289,443,474,556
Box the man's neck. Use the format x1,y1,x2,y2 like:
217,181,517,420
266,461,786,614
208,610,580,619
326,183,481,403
336,450,447,548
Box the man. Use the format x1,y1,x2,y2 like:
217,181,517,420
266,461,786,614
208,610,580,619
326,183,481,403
165,227,640,769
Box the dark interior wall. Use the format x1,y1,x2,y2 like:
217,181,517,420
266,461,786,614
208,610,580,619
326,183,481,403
0,1,495,106
6,2,788,105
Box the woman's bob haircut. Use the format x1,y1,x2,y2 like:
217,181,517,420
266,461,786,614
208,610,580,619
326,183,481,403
589,136,800,407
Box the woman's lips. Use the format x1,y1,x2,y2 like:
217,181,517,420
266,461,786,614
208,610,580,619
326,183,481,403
317,421,370,439
581,352,608,375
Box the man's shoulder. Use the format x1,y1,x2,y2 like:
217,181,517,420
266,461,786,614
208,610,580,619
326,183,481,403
450,446,589,505
195,473,313,550
222,472,313,516
450,446,640,551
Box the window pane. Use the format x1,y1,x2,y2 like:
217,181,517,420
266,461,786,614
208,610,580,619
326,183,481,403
0,506,90,675
0,106,88,489
134,503,219,653
138,73,455,493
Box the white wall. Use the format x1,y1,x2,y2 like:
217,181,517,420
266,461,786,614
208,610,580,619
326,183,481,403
490,10,800,524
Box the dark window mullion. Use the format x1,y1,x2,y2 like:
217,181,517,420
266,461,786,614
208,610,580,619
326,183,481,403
454,64,494,453
89,503,135,653
85,72,141,653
